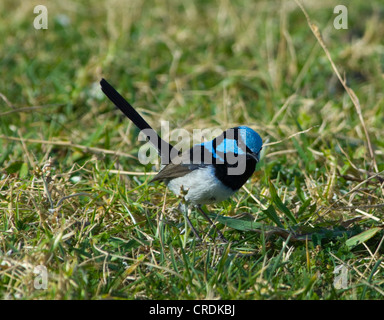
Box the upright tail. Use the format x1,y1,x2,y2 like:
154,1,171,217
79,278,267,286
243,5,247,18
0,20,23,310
100,78,175,163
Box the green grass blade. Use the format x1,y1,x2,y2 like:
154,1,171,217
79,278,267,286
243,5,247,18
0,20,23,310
262,205,284,228
360,258,383,300
345,227,382,249
207,213,265,231
268,180,298,225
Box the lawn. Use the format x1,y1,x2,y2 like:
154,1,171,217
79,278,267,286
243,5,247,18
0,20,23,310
0,0,383,300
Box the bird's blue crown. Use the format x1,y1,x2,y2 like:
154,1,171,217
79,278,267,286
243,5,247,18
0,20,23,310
237,125,263,156
200,126,262,162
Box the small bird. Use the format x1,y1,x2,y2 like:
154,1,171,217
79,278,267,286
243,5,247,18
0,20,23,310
100,78,263,241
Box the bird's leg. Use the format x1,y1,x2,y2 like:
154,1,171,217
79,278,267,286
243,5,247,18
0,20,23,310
179,202,202,241
196,205,228,243
178,185,202,241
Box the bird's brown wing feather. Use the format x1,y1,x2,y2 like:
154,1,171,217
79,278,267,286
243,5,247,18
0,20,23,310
151,144,209,182
151,163,196,182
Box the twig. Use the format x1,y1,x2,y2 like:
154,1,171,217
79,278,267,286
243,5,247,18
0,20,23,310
263,126,317,147
0,104,64,116
241,185,267,210
55,192,92,208
107,169,157,176
0,92,14,108
0,135,136,159
294,0,378,173
318,170,384,217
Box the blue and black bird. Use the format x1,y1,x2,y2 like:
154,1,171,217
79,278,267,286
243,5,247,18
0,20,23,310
100,78,263,241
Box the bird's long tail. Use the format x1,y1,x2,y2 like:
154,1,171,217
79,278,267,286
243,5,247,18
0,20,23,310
100,78,175,163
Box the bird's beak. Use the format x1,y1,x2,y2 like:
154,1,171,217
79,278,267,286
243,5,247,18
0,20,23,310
247,152,259,162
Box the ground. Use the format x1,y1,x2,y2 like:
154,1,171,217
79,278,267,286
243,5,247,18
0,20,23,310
0,0,383,299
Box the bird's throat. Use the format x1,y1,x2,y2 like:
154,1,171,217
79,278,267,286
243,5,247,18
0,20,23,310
213,158,257,191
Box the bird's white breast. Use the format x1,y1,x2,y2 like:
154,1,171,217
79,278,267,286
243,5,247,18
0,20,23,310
166,166,236,205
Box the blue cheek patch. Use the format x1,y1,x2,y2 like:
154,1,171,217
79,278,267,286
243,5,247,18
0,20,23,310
215,139,245,155
199,129,260,165
201,141,224,163
200,139,246,164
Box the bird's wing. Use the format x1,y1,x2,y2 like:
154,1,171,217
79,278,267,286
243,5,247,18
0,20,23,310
151,163,200,182
151,145,209,182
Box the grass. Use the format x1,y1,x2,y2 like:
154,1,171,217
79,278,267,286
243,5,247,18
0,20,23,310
1,0,384,300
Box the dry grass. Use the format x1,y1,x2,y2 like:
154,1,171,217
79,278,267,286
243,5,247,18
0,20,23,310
1,0,384,299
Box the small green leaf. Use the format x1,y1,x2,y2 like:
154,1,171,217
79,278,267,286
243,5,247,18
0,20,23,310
297,197,312,217
346,227,382,249
5,161,23,174
294,176,306,203
269,180,297,224
20,162,29,179
262,205,284,228
311,233,323,247
207,213,265,231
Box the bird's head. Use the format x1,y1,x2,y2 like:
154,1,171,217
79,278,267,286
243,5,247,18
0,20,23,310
203,126,263,164
236,126,263,162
